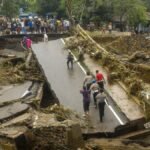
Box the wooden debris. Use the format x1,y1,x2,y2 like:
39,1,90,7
65,25,150,119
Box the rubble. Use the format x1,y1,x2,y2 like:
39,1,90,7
65,25,150,119
0,105,85,150
0,32,149,150
83,138,150,150
0,38,85,150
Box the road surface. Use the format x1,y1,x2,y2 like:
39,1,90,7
32,39,127,133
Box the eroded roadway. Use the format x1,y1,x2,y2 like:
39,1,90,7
32,39,126,134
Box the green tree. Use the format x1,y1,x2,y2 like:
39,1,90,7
61,0,87,23
35,0,60,15
68,0,103,24
91,0,113,23
113,0,147,30
19,0,38,12
0,0,18,18
143,0,150,11
0,0,37,17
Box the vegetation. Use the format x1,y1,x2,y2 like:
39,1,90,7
0,0,19,18
113,0,148,30
0,0,150,29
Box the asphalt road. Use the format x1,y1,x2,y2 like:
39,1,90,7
32,39,85,114
32,39,123,132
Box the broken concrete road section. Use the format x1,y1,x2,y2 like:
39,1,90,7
0,36,84,150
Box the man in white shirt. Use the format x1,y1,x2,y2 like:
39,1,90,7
90,80,99,108
96,89,107,122
83,71,93,90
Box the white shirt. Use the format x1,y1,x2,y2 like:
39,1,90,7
83,75,93,86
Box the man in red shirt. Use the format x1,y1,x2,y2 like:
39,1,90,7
96,70,105,90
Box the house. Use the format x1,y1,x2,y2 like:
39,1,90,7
112,15,127,31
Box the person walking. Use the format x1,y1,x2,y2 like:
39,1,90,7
67,52,74,69
95,70,105,90
96,89,107,122
26,37,32,49
90,80,99,108
22,36,27,48
80,86,91,117
83,71,93,90
108,22,112,34
101,24,106,34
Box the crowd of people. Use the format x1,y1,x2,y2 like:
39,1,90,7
87,22,112,34
0,17,71,34
66,52,107,123
80,70,107,123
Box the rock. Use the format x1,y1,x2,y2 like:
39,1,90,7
91,51,102,60
0,126,28,150
0,113,31,128
107,72,119,84
128,51,149,63
67,124,84,150
129,79,143,96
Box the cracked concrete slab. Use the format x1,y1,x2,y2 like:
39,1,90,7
0,81,32,104
0,102,29,122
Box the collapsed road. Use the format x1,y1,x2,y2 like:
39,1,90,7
32,38,129,134
0,33,150,150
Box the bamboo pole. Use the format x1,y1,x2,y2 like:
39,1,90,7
77,25,108,54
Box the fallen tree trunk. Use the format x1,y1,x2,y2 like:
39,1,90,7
125,62,150,72
76,25,108,55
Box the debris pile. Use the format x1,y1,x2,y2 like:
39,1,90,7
0,105,85,150
0,51,43,85
111,35,150,54
0,39,85,150
83,138,150,150
92,34,150,94
31,105,84,150
0,33,149,150
41,104,76,121
65,25,150,119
